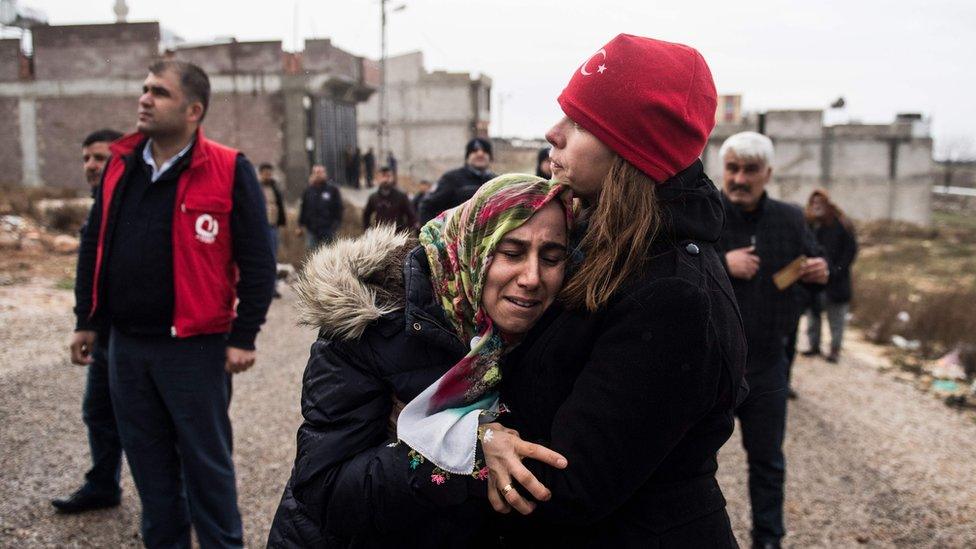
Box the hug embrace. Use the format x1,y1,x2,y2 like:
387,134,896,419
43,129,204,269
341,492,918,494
269,33,747,548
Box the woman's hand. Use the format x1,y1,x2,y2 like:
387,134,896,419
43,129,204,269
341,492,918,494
480,422,568,515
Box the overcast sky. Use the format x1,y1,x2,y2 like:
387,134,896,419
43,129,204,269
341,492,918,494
23,0,976,153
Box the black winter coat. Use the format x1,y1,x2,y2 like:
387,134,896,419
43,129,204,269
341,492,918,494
298,182,344,239
418,166,495,223
495,161,746,547
267,231,492,548
812,220,858,303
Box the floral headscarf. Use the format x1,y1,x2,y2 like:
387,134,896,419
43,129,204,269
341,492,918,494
397,174,573,474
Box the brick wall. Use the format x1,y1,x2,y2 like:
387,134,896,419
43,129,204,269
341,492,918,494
32,23,160,80
202,93,285,172
36,96,136,188
0,39,21,82
0,98,22,185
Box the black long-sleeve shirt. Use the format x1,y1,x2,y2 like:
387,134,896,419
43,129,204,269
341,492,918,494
74,140,276,350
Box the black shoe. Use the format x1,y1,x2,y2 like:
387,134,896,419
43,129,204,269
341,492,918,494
787,387,798,400
826,352,839,363
51,487,120,514
800,349,821,357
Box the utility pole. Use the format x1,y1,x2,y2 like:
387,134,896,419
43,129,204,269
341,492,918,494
378,0,388,162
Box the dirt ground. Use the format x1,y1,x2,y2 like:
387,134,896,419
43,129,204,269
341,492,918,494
1,257,975,547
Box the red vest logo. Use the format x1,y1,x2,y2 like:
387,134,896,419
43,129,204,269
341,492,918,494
195,213,219,244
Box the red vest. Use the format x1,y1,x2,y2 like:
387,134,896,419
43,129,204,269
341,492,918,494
92,129,239,338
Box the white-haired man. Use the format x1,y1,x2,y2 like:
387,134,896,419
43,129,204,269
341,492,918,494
716,131,828,549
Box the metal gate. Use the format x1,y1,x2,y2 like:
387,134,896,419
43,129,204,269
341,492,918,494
314,97,358,186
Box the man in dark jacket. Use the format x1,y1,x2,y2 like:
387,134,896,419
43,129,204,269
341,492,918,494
411,179,432,216
55,128,124,515
363,147,376,188
298,164,343,250
418,138,496,223
70,60,276,548
362,166,417,231
803,189,858,362
716,131,828,549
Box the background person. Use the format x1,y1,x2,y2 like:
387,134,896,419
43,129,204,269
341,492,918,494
411,179,432,215
362,147,376,188
362,166,417,231
535,146,552,178
418,138,496,223
55,128,124,515
71,60,276,548
257,163,286,259
717,131,828,549
803,188,858,363
297,164,344,250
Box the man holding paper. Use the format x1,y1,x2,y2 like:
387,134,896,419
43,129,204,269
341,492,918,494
716,131,827,549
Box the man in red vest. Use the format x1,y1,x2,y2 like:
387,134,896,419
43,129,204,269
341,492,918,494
70,60,275,548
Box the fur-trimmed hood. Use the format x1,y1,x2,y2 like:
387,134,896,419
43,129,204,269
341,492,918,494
295,225,417,340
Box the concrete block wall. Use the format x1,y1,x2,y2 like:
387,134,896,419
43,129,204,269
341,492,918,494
0,97,21,184
304,39,361,82
357,51,489,182
32,23,159,80
174,41,283,75
705,110,934,225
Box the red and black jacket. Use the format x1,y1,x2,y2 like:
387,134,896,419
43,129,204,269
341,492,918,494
74,129,276,349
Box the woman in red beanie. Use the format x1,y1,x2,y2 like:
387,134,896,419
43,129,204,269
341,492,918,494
473,34,747,547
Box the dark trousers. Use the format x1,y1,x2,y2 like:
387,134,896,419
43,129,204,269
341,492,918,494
108,328,242,549
81,341,123,496
736,343,789,546
268,225,279,262
784,319,799,387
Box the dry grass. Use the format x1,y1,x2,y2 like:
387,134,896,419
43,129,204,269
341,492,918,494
851,215,976,371
276,200,365,268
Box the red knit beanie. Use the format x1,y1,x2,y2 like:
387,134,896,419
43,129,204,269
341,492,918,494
557,34,717,183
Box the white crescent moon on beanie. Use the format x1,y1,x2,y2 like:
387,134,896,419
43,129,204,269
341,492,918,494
580,49,608,77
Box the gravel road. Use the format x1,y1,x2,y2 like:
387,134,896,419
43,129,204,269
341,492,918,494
1,283,974,547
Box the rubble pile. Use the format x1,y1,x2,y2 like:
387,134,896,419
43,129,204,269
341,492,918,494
0,215,79,255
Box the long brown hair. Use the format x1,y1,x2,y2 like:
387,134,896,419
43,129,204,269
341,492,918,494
561,156,663,312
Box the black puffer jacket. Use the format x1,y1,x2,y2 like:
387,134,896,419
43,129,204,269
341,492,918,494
267,227,491,548
418,166,495,223
495,160,747,547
